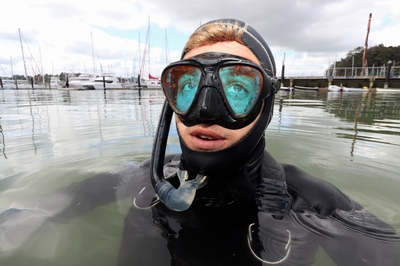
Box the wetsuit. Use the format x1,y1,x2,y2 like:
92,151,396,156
116,152,400,266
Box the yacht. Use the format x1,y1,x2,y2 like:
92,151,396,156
92,73,123,90
64,73,96,90
48,77,63,89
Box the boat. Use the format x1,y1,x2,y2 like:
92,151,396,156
144,74,161,89
48,77,63,89
328,85,368,92
376,87,400,92
145,80,161,89
63,73,96,90
131,17,163,91
92,73,124,90
279,86,293,91
294,85,318,91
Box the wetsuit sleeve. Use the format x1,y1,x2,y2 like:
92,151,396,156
282,163,354,215
282,163,400,265
53,153,180,219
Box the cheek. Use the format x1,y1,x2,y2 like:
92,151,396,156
229,127,251,143
175,117,188,138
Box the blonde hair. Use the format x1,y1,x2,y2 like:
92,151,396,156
183,20,247,55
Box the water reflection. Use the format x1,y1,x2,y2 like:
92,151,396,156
274,90,400,158
0,124,6,158
0,90,166,160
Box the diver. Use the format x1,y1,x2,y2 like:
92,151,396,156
116,19,400,265
1,19,399,265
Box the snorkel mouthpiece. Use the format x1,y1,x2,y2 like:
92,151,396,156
155,170,208,211
150,101,209,212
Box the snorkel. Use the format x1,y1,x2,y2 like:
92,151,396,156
150,101,209,212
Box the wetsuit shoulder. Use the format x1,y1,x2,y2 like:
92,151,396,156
282,163,354,215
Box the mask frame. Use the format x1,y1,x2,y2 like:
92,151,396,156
161,52,280,129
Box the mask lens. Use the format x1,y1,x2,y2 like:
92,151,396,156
162,65,202,114
219,65,263,116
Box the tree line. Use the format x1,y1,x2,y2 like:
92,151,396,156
329,44,399,74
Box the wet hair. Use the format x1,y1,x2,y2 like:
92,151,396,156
181,19,276,77
183,20,247,55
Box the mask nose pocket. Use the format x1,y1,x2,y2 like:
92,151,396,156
196,87,228,120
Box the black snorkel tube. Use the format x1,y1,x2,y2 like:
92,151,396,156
150,100,173,189
150,100,208,212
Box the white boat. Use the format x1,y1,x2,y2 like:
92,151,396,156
48,77,63,89
63,73,96,90
328,85,368,92
294,85,318,91
145,79,161,89
279,86,293,91
92,73,123,90
375,87,400,92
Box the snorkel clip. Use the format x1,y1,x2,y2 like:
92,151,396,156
155,170,208,212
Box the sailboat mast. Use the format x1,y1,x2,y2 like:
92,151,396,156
361,13,372,77
281,53,285,87
140,16,150,78
91,31,96,74
39,47,44,84
18,28,28,81
147,16,151,79
10,56,14,79
165,28,171,65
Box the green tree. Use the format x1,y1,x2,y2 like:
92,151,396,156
327,44,400,76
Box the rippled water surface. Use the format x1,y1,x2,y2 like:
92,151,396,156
1,89,399,265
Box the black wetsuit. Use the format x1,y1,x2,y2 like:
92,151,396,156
114,152,400,266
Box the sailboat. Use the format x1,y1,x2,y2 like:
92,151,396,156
132,17,163,90
14,28,35,89
59,32,98,90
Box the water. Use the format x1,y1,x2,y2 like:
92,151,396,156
1,89,400,265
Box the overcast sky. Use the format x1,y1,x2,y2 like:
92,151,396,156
1,0,399,79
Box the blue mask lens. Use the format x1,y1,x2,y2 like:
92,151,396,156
219,66,263,116
164,66,201,113
161,55,270,119
176,67,201,112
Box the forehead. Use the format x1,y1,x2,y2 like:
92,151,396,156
183,41,260,65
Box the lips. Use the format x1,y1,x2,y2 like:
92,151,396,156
189,127,226,150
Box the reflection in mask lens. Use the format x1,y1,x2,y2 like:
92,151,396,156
164,66,201,113
219,66,263,116
162,64,263,116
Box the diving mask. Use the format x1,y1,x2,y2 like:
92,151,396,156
161,52,280,129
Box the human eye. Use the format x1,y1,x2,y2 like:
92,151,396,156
220,66,261,115
178,69,200,93
225,82,248,98
175,67,200,112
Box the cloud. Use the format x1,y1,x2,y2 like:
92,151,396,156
1,0,399,78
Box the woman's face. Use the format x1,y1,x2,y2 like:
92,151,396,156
176,41,262,152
